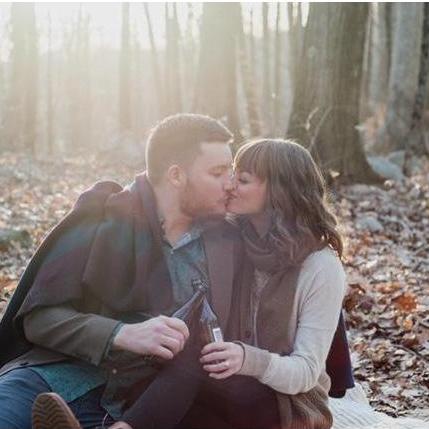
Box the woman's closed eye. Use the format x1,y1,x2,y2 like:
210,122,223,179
236,173,252,184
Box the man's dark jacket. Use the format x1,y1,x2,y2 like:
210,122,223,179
0,173,353,396
0,174,239,370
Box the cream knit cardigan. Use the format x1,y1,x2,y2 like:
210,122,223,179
236,247,429,429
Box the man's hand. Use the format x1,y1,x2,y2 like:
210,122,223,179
112,315,190,360
108,422,133,429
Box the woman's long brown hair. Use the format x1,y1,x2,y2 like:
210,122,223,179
234,139,343,265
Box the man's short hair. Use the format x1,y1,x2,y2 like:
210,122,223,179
146,113,233,184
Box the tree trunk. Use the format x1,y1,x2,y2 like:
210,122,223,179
249,9,255,72
120,3,131,135
46,12,54,154
385,3,393,76
172,4,182,113
237,6,261,136
65,7,91,152
273,3,281,135
164,4,172,114
4,4,38,152
377,3,423,152
194,3,242,142
360,3,372,121
262,3,271,133
4,3,26,149
287,3,303,89
286,3,304,134
368,3,389,113
0,50,4,148
144,4,164,116
287,3,381,184
63,8,90,152
131,24,145,139
404,3,429,167
81,13,92,150
180,3,196,111
23,3,38,155
164,4,182,114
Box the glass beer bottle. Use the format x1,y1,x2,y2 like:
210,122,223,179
144,279,206,364
171,278,207,326
200,296,224,344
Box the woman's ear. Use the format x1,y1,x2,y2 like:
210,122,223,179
166,164,186,188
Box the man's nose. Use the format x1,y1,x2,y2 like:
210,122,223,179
223,174,235,191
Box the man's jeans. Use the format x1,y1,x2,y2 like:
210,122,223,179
0,357,280,429
0,368,115,429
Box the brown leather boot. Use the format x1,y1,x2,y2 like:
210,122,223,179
32,392,82,429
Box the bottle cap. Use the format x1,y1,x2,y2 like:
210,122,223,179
191,278,208,293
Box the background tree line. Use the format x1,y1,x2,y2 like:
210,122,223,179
0,2,428,183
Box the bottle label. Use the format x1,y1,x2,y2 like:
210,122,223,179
212,327,223,342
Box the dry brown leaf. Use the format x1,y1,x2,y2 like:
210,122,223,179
392,292,418,313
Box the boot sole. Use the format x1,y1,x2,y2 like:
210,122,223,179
32,392,82,429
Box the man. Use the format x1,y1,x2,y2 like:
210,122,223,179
0,113,241,429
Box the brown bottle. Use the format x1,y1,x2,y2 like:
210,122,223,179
200,296,224,345
143,280,206,365
171,279,207,326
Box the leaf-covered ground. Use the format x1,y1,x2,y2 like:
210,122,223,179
1,152,428,419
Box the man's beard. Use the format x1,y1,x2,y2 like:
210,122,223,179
179,182,225,220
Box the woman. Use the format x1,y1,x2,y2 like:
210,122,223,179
200,138,347,429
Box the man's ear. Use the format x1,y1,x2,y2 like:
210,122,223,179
166,164,186,188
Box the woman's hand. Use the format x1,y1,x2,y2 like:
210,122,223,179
200,341,244,379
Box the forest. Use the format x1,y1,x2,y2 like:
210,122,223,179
0,2,428,424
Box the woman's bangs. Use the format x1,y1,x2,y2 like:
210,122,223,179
234,142,268,179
